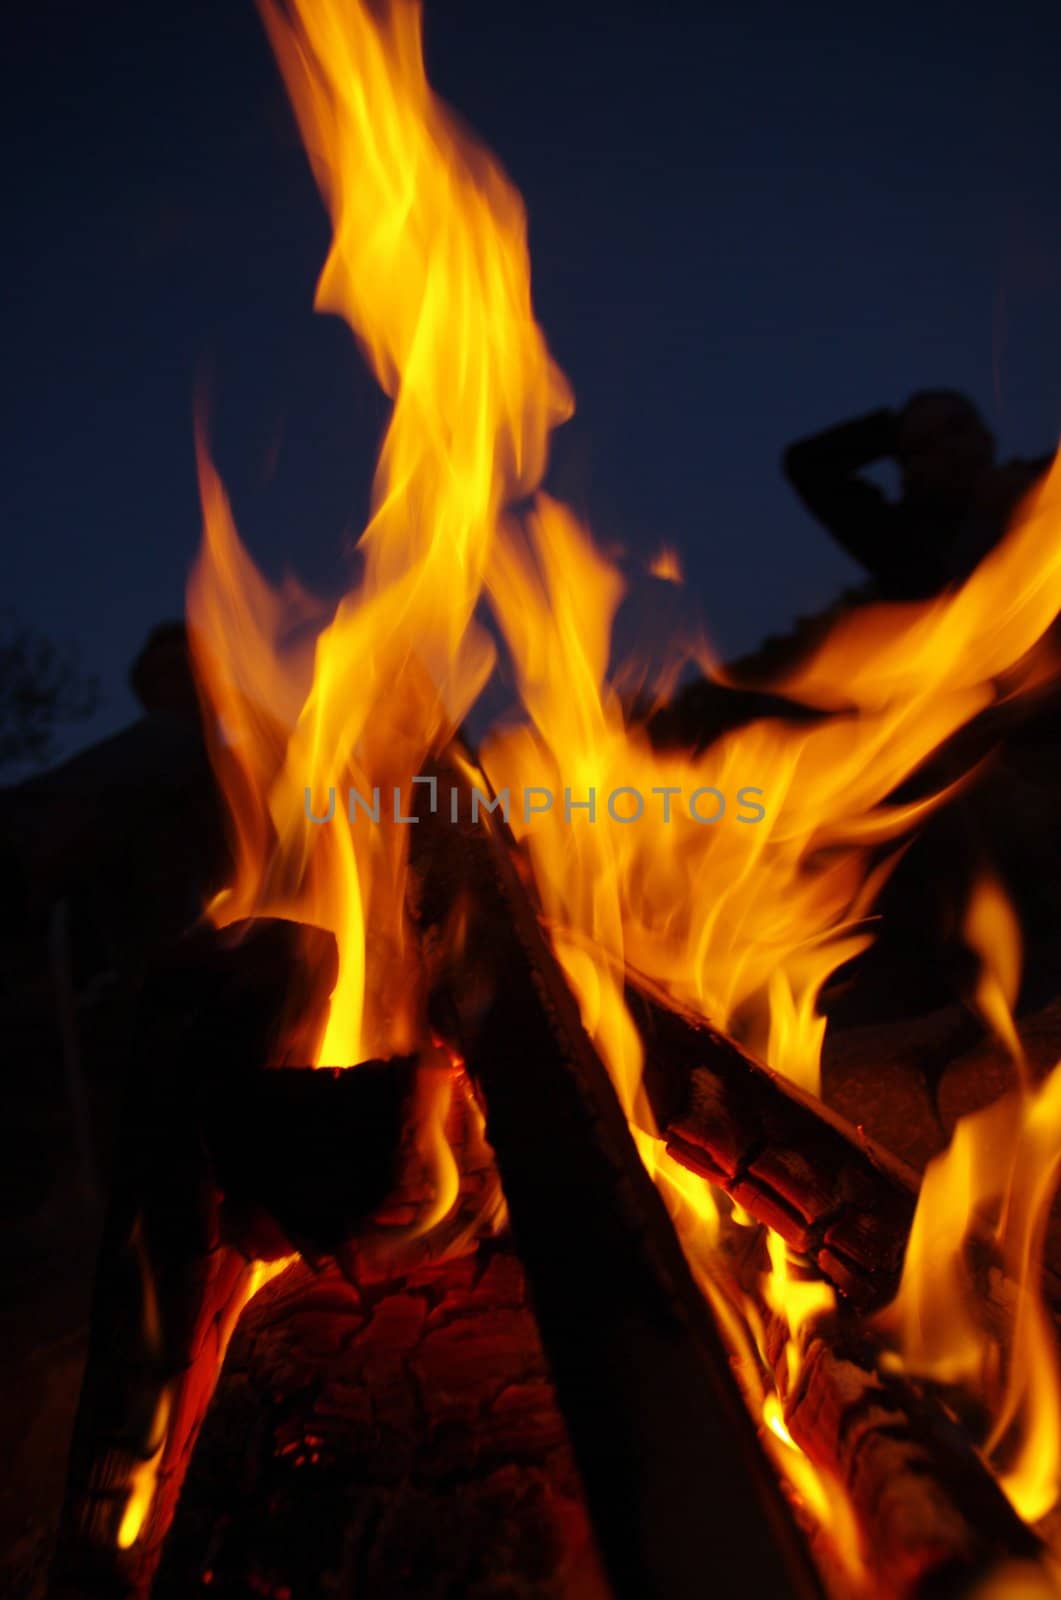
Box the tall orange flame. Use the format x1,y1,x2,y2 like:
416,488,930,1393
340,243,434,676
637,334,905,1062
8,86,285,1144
190,0,570,1063
484,457,1061,1099
184,0,1061,1554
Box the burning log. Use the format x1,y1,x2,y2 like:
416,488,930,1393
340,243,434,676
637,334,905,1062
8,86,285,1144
419,769,827,1600
640,979,1061,1317
629,979,921,1311
47,921,435,1600
700,1223,1061,1600
417,765,1061,1598
768,1323,1055,1600
50,761,1061,1600
627,970,1061,1594
629,993,1060,1592
632,986,1061,1594
152,1248,607,1599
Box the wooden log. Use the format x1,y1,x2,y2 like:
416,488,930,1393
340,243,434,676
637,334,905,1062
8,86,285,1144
630,978,921,1312
408,754,921,1313
49,1059,496,1600
631,956,1061,1595
47,921,423,1600
645,980,1061,1317
750,1297,1056,1600
47,1230,267,1600
787,1338,1050,1598
418,763,827,1600
152,1249,609,1600
416,760,1061,1599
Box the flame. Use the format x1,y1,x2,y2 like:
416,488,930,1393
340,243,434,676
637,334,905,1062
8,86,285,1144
759,1392,853,1549
189,0,570,1066
671,1200,863,1574
183,0,1061,1558
878,1060,1061,1521
115,1253,292,1550
877,878,1061,1521
483,454,1061,1100
190,0,1061,1123
116,1389,172,1550
762,1229,835,1393
966,871,1026,1078
113,1218,170,1550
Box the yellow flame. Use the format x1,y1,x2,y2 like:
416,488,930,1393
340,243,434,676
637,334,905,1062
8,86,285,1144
190,0,570,1066
682,1222,863,1574
878,1053,1061,1520
878,870,1061,1520
483,462,1061,1102
760,1390,857,1555
116,1389,172,1550
762,1230,835,1392
183,0,1061,1547
114,1255,292,1551
991,1064,1061,1519
193,0,1061,1115
966,871,1026,1078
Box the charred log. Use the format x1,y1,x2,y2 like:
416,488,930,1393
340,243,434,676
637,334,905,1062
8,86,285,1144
47,921,423,1600
152,1249,608,1600
759,1307,1056,1600
629,979,920,1311
421,766,826,1600
417,761,1061,1598
643,980,1061,1317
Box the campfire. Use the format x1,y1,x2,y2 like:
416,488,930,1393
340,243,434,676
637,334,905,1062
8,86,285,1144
47,3,1061,1597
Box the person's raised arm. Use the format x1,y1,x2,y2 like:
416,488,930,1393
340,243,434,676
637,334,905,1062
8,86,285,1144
783,407,899,577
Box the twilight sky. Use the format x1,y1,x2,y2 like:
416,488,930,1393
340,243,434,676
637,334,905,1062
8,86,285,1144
7,0,1061,760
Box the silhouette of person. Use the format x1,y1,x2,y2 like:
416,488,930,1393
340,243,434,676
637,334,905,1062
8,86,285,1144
783,390,1051,601
129,620,201,718
0,621,221,981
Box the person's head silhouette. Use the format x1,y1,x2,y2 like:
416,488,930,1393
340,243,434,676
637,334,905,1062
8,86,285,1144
894,391,995,504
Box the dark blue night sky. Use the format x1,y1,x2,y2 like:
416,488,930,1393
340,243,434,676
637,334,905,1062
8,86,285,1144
8,0,1061,758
